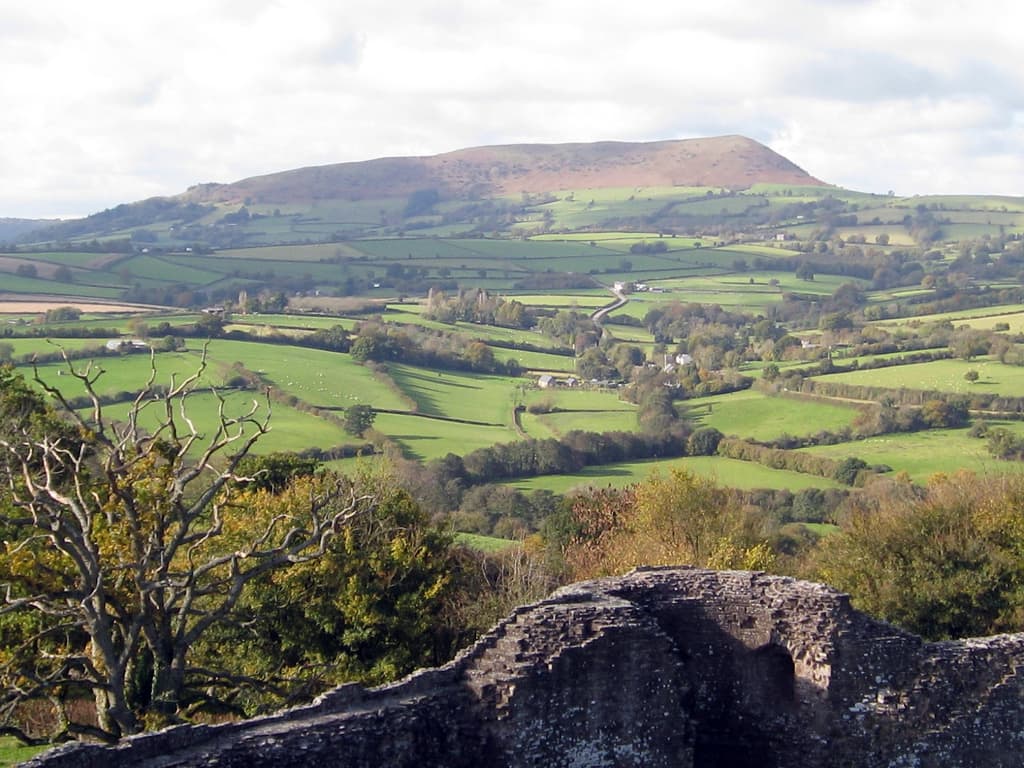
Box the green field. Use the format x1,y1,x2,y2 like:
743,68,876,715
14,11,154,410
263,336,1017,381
0,737,47,767
28,349,221,399
799,428,1024,483
0,337,110,359
529,407,639,437
504,455,843,494
814,357,1024,397
688,390,860,441
490,347,576,373
872,304,1024,332
455,532,518,552
373,411,516,461
22,312,201,335
388,364,520,426
519,387,637,437
98,390,349,455
22,339,411,414
204,340,409,410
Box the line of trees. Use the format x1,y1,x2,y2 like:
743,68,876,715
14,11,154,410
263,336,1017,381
349,320,520,375
716,437,873,486
423,288,535,329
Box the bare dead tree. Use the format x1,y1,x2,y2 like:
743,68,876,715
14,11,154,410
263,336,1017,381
0,351,375,743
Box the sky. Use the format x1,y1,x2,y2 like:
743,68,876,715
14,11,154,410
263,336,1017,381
2,0,1023,219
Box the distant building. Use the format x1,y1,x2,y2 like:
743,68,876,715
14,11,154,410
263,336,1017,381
537,374,556,389
105,339,149,352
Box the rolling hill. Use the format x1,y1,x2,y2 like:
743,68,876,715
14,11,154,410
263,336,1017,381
13,135,826,246
181,135,824,205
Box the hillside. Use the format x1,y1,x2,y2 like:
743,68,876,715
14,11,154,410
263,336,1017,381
0,218,55,242
15,135,827,246
182,135,824,205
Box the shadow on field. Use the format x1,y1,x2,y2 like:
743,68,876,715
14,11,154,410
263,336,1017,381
388,434,440,462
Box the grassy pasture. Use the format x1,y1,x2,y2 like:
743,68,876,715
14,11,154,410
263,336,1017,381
939,210,1022,225
799,428,1023,483
23,338,408,412
0,273,123,299
455,532,518,552
344,237,617,265
117,254,225,284
543,252,682,275
605,271,845,315
531,408,638,436
0,736,47,766
814,357,1024,397
725,243,801,257
503,455,842,494
518,387,638,439
0,337,110,359
98,390,349,456
524,188,711,230
910,195,1024,212
687,390,861,441
942,223,1024,239
203,339,408,410
745,183,853,198
491,347,576,373
667,196,762,216
387,364,520,425
376,307,570,350
449,238,617,262
28,349,220,399
216,243,367,261
372,411,517,461
16,251,131,268
834,226,916,246
871,304,1024,330
523,387,633,412
505,292,610,307
348,238,482,260
602,325,656,344
531,232,699,251
518,412,557,440
646,270,864,301
33,313,202,334
168,255,348,283
228,313,360,332
938,311,1024,333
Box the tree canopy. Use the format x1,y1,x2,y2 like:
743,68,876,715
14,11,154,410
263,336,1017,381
0,357,376,742
813,472,1024,640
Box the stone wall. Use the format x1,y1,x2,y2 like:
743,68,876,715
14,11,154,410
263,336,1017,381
25,567,1024,767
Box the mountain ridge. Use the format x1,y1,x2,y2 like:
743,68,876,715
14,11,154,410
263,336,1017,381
181,135,825,205
13,135,827,245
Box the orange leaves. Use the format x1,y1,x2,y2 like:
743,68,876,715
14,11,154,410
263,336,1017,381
562,470,774,580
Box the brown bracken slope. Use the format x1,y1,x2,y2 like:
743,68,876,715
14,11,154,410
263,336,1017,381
182,135,825,205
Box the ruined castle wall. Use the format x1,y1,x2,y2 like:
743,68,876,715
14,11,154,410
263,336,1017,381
24,567,1024,768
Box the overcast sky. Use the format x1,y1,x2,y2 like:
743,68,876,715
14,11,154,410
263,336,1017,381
2,0,1022,219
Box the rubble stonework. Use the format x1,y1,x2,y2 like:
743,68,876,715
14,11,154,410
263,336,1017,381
25,567,1024,767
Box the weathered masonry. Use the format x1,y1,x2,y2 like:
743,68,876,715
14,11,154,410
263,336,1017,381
27,567,1024,767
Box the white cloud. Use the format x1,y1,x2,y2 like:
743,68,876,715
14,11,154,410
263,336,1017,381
1,0,1022,217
